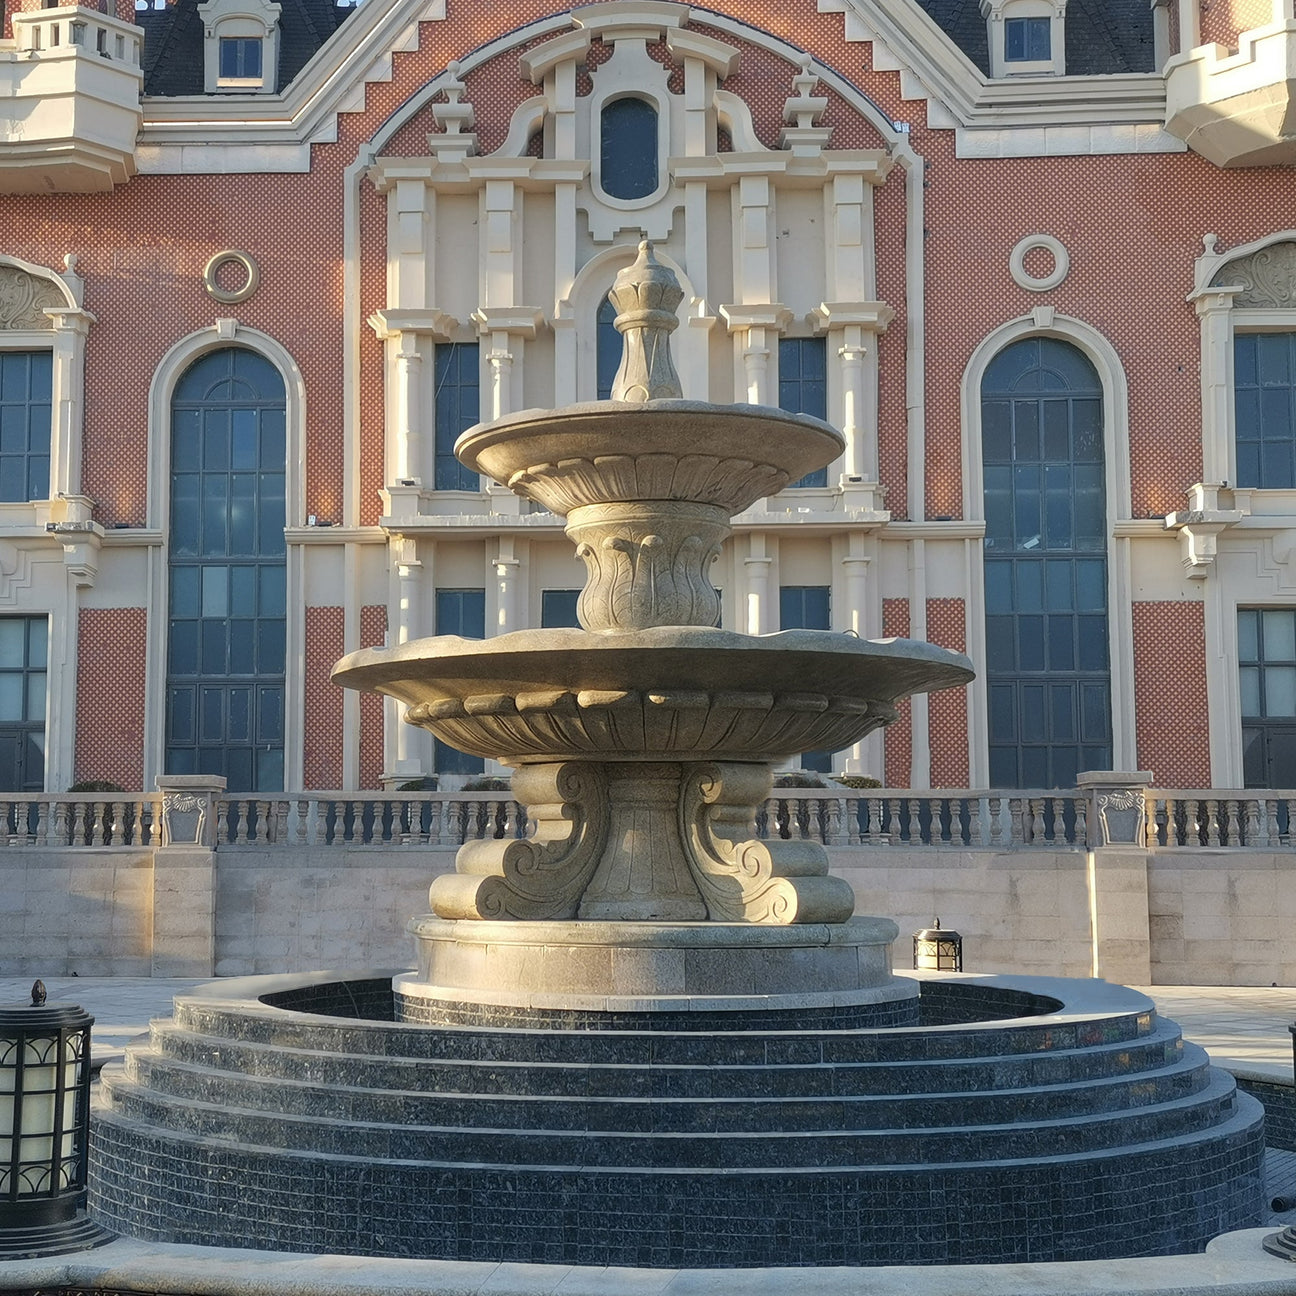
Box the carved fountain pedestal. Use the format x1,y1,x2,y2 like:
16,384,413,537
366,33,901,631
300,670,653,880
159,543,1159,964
334,242,971,1022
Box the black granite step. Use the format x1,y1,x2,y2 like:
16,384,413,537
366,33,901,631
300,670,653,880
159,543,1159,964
89,1095,1265,1266
168,997,1154,1067
98,1064,1240,1167
121,1040,1212,1133
140,1016,1186,1099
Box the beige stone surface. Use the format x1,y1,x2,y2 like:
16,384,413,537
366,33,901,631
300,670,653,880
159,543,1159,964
404,914,905,1004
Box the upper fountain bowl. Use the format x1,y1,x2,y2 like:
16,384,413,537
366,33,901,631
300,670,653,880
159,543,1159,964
455,399,844,518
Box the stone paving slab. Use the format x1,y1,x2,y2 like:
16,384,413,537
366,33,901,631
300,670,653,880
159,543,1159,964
4,1232,1296,1296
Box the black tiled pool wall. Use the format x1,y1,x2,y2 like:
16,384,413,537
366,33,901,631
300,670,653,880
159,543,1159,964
89,1115,1264,1267
87,975,1267,1267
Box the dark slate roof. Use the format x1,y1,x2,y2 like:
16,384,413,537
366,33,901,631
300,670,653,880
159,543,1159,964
138,0,353,95
914,0,1157,76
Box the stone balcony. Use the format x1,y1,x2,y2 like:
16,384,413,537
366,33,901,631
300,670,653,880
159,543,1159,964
0,6,143,193
1165,18,1296,166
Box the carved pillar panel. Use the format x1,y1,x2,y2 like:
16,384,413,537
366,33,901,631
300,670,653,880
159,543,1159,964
368,310,455,488
1192,287,1241,486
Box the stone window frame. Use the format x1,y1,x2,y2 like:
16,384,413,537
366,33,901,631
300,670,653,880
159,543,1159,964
0,257,92,521
1186,231,1296,785
980,0,1067,78
960,312,1136,787
144,324,306,792
1191,231,1296,494
197,0,281,94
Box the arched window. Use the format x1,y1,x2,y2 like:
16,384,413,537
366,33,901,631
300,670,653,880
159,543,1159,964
600,97,658,201
166,348,286,792
982,337,1110,787
596,293,619,399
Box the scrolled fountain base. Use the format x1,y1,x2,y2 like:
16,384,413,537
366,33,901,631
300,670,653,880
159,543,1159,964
397,914,917,1029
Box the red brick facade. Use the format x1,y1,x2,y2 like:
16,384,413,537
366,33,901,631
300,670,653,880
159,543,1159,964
75,608,146,790
1133,601,1211,788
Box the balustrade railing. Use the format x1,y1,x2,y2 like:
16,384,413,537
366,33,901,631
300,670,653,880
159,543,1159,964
2,788,1294,851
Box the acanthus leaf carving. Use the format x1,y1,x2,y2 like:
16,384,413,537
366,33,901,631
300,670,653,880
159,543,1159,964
0,266,65,331
1211,241,1296,307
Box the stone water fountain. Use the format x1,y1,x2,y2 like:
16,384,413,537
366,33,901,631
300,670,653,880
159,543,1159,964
88,245,1264,1268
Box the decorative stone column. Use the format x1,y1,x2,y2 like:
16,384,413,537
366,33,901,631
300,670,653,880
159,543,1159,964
1079,770,1154,985
152,775,225,977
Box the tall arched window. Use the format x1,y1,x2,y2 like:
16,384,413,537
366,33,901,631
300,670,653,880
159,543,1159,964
596,294,619,399
167,348,286,792
600,97,658,201
982,337,1110,787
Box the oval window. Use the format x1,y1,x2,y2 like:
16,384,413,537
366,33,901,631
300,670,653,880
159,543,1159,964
600,97,658,201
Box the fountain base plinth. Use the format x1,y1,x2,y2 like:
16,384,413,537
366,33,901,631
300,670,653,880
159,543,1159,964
398,915,915,1029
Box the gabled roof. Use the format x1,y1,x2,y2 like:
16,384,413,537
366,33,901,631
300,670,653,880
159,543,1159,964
913,0,1156,77
138,0,353,96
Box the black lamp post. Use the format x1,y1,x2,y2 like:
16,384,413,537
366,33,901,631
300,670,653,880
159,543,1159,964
0,982,111,1258
912,918,963,972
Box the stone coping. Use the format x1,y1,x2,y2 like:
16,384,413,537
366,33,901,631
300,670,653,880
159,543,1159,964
391,975,918,1015
152,967,1159,1039
4,1231,1295,1296
408,915,901,948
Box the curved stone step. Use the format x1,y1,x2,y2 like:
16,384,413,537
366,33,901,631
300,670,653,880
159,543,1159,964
97,1063,1241,1167
119,1040,1214,1133
168,995,1157,1068
88,1094,1265,1266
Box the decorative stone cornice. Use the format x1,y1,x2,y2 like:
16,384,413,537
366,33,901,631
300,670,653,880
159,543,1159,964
1163,482,1246,579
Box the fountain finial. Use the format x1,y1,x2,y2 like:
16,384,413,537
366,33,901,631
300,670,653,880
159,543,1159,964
608,240,684,402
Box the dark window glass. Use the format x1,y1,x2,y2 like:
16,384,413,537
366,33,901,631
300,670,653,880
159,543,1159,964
436,589,485,640
600,97,658,200
1240,607,1296,787
167,348,286,792
780,585,831,630
433,589,486,774
541,589,581,629
219,35,262,78
0,616,46,791
1004,16,1050,61
597,294,620,400
781,586,833,771
982,338,1110,787
779,338,830,488
1234,333,1296,488
434,342,480,491
0,351,52,502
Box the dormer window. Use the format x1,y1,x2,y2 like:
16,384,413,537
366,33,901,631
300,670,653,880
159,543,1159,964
1004,16,1050,62
198,0,280,93
219,35,262,81
982,0,1065,77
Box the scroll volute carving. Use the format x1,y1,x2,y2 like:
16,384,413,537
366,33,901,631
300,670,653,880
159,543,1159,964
0,266,64,331
429,761,609,921
679,762,857,924
1212,241,1296,308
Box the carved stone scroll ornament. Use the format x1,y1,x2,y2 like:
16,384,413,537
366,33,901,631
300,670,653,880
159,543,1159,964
1096,788,1148,847
429,761,609,920
0,266,64,331
679,762,858,923
1211,241,1296,308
